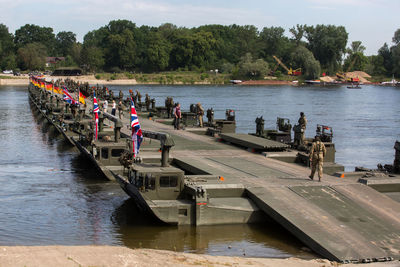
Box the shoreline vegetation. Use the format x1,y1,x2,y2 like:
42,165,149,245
0,71,390,86
0,71,296,86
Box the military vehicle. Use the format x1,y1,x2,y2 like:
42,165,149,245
113,130,266,225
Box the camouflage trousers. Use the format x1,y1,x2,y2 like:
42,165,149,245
310,158,324,179
198,115,203,127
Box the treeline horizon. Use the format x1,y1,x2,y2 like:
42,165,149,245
0,20,399,79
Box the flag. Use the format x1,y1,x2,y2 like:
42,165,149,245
93,91,99,140
62,87,77,105
79,91,86,105
53,86,62,94
46,82,52,91
130,97,143,157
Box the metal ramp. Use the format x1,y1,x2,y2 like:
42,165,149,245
247,184,400,263
220,133,289,151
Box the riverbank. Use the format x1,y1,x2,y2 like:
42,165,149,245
2,246,394,267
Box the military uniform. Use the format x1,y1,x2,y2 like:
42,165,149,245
309,137,326,181
197,103,204,127
298,113,307,145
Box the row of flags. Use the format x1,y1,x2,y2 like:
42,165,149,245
30,76,86,105
30,76,143,157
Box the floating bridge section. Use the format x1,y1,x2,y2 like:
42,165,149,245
32,86,400,264
133,119,400,263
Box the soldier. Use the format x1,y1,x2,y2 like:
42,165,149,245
206,108,214,125
309,136,326,182
298,112,307,145
196,102,205,127
136,90,142,103
255,116,264,136
118,100,124,119
119,90,124,101
145,94,151,110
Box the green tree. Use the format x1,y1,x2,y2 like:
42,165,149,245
392,29,400,45
14,24,56,54
343,41,368,71
304,25,348,73
378,43,392,75
236,53,269,79
0,24,16,70
291,46,321,79
17,42,47,70
56,31,76,56
145,32,171,71
169,33,194,70
191,31,216,69
365,55,386,76
81,46,104,72
289,24,305,46
70,43,82,66
391,44,400,76
259,26,290,59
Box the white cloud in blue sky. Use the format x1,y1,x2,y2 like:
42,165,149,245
0,0,398,55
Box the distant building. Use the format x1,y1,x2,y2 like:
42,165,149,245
46,57,65,67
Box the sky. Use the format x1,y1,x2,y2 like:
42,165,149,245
0,0,399,55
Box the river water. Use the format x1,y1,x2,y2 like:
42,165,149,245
0,84,399,259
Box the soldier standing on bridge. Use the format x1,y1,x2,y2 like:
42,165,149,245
145,94,151,110
298,112,307,145
309,136,326,182
196,102,204,127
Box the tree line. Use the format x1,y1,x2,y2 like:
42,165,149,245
0,20,399,79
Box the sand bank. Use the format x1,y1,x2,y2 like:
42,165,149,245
1,246,397,267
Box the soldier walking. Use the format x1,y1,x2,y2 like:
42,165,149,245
309,136,326,182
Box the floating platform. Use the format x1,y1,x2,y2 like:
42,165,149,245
220,133,290,151
28,84,400,264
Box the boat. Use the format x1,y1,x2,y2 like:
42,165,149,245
347,83,361,89
381,75,399,86
229,79,242,84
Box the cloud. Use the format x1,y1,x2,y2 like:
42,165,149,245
306,0,390,10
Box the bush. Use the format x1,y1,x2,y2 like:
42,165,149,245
200,73,209,80
95,74,101,80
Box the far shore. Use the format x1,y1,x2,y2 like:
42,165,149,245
0,74,384,87
2,245,394,267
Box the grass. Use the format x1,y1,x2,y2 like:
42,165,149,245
93,71,230,84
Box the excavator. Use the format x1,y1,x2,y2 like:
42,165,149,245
272,55,302,76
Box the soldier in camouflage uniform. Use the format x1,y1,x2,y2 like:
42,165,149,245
298,112,307,145
309,136,326,182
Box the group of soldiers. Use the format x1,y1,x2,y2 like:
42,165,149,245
254,112,326,182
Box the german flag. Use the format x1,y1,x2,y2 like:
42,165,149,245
79,91,86,104
53,86,62,94
46,83,53,91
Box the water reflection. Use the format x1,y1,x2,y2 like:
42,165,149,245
112,199,315,258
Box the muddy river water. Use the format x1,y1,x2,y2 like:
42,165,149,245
0,84,399,258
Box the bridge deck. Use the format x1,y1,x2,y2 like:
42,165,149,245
98,104,400,262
